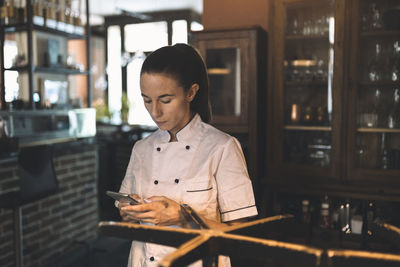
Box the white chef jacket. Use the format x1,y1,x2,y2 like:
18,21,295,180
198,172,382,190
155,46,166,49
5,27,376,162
119,113,258,267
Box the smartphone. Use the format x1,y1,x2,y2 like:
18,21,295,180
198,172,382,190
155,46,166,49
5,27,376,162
106,191,140,205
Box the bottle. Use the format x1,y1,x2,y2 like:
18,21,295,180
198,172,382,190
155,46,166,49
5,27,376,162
301,199,311,224
73,0,82,26
380,133,388,170
55,0,64,23
7,0,16,24
0,1,8,25
388,88,400,129
33,0,44,25
319,195,330,228
65,0,72,24
16,0,26,23
290,104,300,124
366,202,375,235
339,200,351,233
303,106,313,124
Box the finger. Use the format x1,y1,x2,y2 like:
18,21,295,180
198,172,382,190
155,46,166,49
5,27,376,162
122,203,154,212
145,196,165,202
125,214,140,222
129,194,142,202
134,211,156,220
139,218,157,224
118,202,130,209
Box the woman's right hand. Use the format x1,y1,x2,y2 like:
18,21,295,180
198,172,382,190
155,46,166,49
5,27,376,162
118,194,141,222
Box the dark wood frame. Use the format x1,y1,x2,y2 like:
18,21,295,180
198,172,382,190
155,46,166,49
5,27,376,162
266,0,400,202
345,0,400,184
269,0,345,184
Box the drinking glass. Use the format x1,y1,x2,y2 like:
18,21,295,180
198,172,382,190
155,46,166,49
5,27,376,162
370,3,383,30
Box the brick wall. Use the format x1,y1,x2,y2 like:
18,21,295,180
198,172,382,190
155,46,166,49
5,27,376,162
0,142,98,267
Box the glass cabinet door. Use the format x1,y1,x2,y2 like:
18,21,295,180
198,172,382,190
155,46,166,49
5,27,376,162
348,0,400,179
206,47,241,118
272,0,343,178
195,38,249,127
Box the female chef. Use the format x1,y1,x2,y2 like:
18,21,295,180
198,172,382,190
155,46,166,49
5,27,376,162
117,43,257,267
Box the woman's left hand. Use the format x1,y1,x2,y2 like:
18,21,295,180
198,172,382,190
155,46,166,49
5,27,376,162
121,196,184,227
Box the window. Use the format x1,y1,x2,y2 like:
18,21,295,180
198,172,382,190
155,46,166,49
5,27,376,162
107,26,122,123
106,10,203,126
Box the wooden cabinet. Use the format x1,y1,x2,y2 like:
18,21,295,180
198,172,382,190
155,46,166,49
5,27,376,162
346,0,400,183
190,27,267,189
0,0,91,110
269,0,400,196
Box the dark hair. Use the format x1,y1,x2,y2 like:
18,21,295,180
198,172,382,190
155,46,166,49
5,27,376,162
140,43,211,123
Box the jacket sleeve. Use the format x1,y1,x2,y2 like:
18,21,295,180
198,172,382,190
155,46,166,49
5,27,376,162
215,137,258,222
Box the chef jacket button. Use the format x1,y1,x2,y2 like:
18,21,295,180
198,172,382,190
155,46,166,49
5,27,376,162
154,180,158,185
156,147,161,152
150,256,155,261
174,178,179,184
185,145,190,150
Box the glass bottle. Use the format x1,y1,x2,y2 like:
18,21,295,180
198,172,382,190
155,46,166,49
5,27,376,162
388,88,400,129
366,202,375,235
340,200,351,233
319,195,331,228
380,133,388,170
55,0,64,23
303,106,313,124
7,0,16,24
33,0,44,26
302,199,311,224
0,1,8,25
65,0,72,24
15,0,26,23
290,103,301,124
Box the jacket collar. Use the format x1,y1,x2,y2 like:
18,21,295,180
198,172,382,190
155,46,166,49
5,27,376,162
158,113,202,143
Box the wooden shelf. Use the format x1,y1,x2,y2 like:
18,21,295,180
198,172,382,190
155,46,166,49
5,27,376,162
285,34,329,40
284,125,332,131
360,30,400,38
359,81,400,87
357,128,400,133
285,81,328,87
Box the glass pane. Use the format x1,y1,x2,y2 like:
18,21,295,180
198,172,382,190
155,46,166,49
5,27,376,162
91,35,108,120
284,130,331,167
206,48,241,117
126,53,155,126
172,20,188,44
124,22,168,53
283,1,334,166
356,132,400,170
355,0,400,170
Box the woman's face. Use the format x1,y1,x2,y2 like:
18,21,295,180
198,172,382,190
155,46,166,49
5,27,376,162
140,73,197,139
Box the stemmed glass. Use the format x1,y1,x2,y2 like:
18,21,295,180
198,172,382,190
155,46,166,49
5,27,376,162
368,42,383,82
